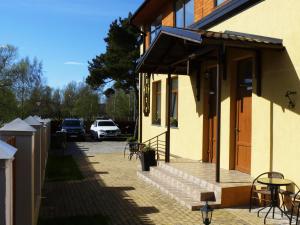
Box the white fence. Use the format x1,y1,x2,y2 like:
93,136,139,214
0,116,51,225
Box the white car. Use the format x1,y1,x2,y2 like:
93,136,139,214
90,119,121,140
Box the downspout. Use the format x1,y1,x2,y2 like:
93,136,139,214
129,22,147,143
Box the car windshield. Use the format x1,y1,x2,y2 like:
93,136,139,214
98,121,115,126
63,120,81,127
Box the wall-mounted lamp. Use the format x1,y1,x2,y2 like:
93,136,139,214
285,91,297,109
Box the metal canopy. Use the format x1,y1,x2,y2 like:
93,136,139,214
136,26,284,74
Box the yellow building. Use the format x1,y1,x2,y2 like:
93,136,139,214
131,0,300,186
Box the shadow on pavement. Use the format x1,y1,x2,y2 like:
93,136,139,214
39,142,159,225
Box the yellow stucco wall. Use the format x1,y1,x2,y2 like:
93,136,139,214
140,0,300,185
142,74,204,160
210,0,300,182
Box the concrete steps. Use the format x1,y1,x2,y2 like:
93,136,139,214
137,162,222,210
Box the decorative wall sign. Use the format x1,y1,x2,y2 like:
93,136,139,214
143,73,151,116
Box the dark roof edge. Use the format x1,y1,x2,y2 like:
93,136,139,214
224,30,283,45
190,0,264,30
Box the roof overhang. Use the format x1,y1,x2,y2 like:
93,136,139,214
131,0,169,26
136,26,284,74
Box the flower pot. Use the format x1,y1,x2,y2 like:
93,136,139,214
140,150,157,171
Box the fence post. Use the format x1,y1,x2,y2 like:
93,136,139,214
33,116,47,184
0,140,17,225
24,116,42,224
0,118,36,225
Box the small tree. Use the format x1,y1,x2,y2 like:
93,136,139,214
13,57,43,118
73,85,100,120
0,87,18,125
61,82,78,118
0,45,18,88
52,89,62,119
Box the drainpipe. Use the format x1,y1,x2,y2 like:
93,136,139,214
130,22,147,143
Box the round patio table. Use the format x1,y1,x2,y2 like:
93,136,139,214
257,177,292,224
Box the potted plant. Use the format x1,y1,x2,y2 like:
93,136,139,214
170,117,178,127
139,146,157,171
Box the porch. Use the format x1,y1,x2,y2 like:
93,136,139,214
138,158,253,210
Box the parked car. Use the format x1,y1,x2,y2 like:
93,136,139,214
60,118,85,141
90,119,121,140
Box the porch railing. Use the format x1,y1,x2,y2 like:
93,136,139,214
142,131,168,161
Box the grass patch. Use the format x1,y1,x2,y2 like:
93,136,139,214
38,215,109,225
46,155,84,182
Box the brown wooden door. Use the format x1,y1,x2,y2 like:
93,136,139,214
235,58,252,174
208,67,217,163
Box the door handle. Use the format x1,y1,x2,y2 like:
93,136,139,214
235,128,240,133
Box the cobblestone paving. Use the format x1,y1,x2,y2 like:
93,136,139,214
40,142,291,225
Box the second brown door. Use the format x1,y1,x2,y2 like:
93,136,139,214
208,67,217,163
235,58,252,174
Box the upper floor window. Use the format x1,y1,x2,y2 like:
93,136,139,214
175,0,194,28
150,16,162,43
215,0,225,6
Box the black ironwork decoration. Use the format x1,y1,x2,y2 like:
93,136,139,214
143,73,151,116
285,91,297,109
200,192,216,225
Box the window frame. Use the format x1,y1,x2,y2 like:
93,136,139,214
152,80,162,125
174,0,195,28
166,77,179,128
149,15,162,44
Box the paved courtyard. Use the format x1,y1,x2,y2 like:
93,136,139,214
39,141,291,225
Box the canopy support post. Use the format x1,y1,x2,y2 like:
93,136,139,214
166,72,171,163
139,73,143,143
216,46,226,183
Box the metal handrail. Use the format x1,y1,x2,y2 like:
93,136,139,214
142,131,168,161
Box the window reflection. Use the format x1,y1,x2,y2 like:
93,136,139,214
216,0,225,6
175,0,194,28
150,16,162,43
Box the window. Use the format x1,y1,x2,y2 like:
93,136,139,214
215,0,225,6
166,77,178,127
98,121,115,127
175,0,194,28
62,120,81,127
150,16,162,43
152,81,161,125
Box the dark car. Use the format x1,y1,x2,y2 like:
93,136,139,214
61,118,85,141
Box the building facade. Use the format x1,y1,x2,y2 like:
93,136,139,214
131,0,300,184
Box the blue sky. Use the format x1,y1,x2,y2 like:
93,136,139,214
0,0,143,89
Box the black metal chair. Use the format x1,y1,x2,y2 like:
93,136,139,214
124,142,145,160
278,182,300,221
289,190,300,225
249,172,284,212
